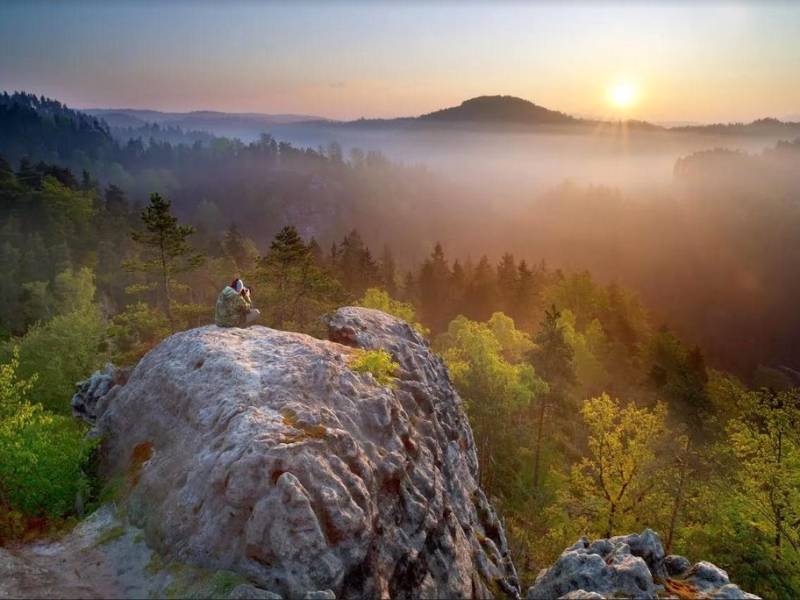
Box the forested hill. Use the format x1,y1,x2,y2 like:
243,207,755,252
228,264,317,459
0,91,116,164
417,95,580,124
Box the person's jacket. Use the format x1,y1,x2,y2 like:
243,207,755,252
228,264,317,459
215,286,251,327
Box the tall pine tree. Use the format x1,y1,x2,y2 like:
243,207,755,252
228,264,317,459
126,193,204,327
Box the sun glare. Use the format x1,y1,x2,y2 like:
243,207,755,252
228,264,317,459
608,82,638,109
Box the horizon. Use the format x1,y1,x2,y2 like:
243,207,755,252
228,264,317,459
2,1,800,123
6,91,798,128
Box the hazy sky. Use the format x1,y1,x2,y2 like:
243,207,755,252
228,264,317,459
2,1,799,122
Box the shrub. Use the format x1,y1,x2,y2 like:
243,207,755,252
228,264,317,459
0,349,97,519
108,302,171,365
4,306,105,414
357,288,430,336
349,349,399,387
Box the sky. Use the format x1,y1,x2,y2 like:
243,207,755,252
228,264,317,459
1,1,799,123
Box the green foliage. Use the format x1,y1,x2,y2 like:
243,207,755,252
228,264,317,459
7,304,105,414
255,225,344,335
0,349,97,518
357,287,429,335
557,310,609,397
126,193,204,324
648,328,710,432
107,302,171,365
349,349,399,387
439,313,547,492
556,394,670,538
725,389,800,566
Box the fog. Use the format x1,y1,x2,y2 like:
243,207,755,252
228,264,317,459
269,122,784,195
253,123,800,379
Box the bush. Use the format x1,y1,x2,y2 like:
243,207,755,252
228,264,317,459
0,350,97,519
349,349,399,387
108,302,171,365
5,306,105,414
357,288,429,336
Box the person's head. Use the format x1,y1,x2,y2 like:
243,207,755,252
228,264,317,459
230,278,250,298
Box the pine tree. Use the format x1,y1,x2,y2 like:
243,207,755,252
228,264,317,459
497,252,518,316
379,244,397,296
222,223,248,270
418,243,451,333
529,305,576,490
126,193,204,327
255,225,342,332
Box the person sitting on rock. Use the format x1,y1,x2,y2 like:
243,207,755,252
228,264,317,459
215,278,261,327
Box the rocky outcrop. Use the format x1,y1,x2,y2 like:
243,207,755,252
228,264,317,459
84,307,519,599
526,529,759,600
72,363,128,425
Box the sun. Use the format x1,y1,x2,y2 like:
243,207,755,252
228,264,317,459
608,81,638,109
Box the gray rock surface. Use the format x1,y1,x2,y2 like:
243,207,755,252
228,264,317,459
228,584,282,599
72,363,128,425
92,307,519,599
526,529,759,600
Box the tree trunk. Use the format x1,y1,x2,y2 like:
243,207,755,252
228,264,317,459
665,438,691,554
160,235,174,330
605,502,617,538
532,395,548,491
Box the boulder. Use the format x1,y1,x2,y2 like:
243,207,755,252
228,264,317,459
92,307,519,599
526,530,759,600
526,535,654,599
72,363,128,425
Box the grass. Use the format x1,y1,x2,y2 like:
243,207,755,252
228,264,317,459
349,349,399,387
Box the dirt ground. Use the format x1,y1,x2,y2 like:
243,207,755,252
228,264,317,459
0,506,164,599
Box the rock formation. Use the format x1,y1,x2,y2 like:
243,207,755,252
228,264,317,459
526,529,759,599
77,307,519,599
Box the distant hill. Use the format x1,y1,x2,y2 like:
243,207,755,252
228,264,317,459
418,95,580,125
332,95,671,132
83,108,325,141
670,117,800,137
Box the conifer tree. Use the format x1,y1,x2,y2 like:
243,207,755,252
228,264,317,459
418,243,451,333
126,193,204,327
255,225,342,332
529,305,576,490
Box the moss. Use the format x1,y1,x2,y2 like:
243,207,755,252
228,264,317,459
208,570,248,597
145,551,166,576
94,524,126,546
163,565,248,599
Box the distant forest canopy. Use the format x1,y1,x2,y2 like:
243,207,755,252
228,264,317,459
2,90,800,378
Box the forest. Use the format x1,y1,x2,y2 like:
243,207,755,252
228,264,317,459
1,91,799,598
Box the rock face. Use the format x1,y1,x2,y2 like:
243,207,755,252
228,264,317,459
71,362,128,424
85,307,519,599
526,529,759,600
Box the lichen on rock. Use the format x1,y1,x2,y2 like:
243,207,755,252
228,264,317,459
84,307,519,599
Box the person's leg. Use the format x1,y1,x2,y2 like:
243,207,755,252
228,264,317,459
244,308,261,324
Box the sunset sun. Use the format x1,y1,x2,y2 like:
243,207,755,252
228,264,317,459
608,81,639,109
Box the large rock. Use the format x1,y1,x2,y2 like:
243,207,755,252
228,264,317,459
71,363,128,424
526,530,759,600
89,307,519,599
